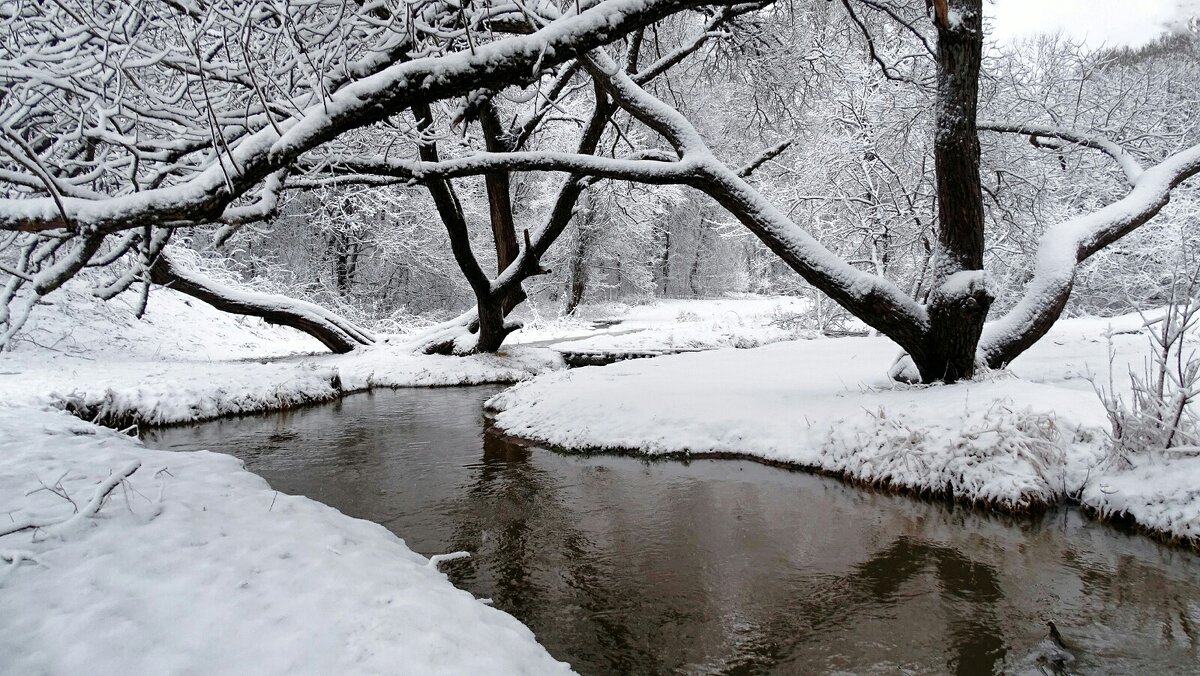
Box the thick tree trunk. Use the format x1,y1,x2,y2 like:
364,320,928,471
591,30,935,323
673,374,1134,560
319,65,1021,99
474,298,516,352
149,251,374,354
916,0,992,383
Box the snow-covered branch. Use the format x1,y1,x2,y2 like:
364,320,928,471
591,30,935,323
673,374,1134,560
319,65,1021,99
577,49,932,353
981,142,1200,367
149,249,375,353
0,460,141,539
979,121,1145,186
308,152,699,184
0,0,751,235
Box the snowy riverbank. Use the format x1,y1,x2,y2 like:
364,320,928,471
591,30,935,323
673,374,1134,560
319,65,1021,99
0,285,575,674
488,314,1200,546
1,282,564,427
0,405,573,674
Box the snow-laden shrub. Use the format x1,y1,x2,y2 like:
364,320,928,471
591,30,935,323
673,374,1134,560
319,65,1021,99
767,293,857,336
1095,269,1200,466
825,397,1088,510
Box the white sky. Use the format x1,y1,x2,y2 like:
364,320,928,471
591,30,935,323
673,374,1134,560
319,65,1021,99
987,0,1200,47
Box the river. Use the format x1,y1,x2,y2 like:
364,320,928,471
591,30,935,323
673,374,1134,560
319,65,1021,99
143,385,1200,675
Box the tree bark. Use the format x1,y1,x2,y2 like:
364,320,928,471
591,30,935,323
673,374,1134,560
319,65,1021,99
477,102,528,313
919,0,992,383
565,192,595,314
149,251,374,354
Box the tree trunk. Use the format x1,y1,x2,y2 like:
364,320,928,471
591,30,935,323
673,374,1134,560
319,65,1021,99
478,102,527,317
657,223,671,295
149,251,374,354
474,297,516,352
688,225,706,297
917,0,992,383
565,194,595,315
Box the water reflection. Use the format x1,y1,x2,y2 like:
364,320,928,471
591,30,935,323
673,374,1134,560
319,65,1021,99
144,386,1200,675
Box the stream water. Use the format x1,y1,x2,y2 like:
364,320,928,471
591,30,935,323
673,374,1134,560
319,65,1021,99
143,385,1200,675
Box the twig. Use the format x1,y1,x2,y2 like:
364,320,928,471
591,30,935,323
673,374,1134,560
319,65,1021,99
0,460,141,538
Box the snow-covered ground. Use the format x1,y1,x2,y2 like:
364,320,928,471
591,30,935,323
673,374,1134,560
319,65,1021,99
0,406,573,675
488,312,1200,544
510,295,824,354
2,282,563,426
1,283,573,674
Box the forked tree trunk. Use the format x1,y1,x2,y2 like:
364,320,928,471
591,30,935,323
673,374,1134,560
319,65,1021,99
149,251,374,354
915,0,992,383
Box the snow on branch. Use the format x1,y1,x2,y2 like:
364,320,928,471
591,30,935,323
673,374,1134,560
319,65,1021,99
1,460,141,539
575,49,931,350
981,142,1200,367
0,0,752,235
149,249,375,353
307,151,700,184
979,121,1145,186
736,139,794,178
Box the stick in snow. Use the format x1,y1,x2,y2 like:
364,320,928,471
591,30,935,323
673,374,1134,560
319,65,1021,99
0,460,141,538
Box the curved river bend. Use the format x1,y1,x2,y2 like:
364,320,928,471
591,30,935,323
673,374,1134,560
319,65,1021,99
144,386,1200,675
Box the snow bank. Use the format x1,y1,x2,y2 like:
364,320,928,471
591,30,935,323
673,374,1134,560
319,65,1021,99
1081,457,1200,544
511,295,821,355
548,320,812,355
488,314,1200,542
487,338,1108,510
0,405,573,674
2,339,561,428
2,276,564,427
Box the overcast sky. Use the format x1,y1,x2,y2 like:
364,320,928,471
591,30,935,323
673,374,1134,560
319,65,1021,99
987,0,1200,47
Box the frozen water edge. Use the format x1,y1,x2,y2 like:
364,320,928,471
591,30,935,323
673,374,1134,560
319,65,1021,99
487,316,1200,547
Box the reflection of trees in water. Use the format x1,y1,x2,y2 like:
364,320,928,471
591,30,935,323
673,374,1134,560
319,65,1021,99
850,535,1005,675
446,428,1013,675
1065,547,1199,648
445,427,672,674
709,535,1007,675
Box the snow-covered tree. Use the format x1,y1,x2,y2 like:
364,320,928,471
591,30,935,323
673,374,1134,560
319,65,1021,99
2,0,1198,384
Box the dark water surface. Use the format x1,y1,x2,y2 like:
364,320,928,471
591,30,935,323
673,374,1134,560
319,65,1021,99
143,386,1200,675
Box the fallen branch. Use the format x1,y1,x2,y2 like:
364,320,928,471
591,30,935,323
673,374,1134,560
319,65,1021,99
0,460,141,538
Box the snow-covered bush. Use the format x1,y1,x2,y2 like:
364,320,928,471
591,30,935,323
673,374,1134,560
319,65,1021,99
1095,268,1200,466
768,288,856,336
